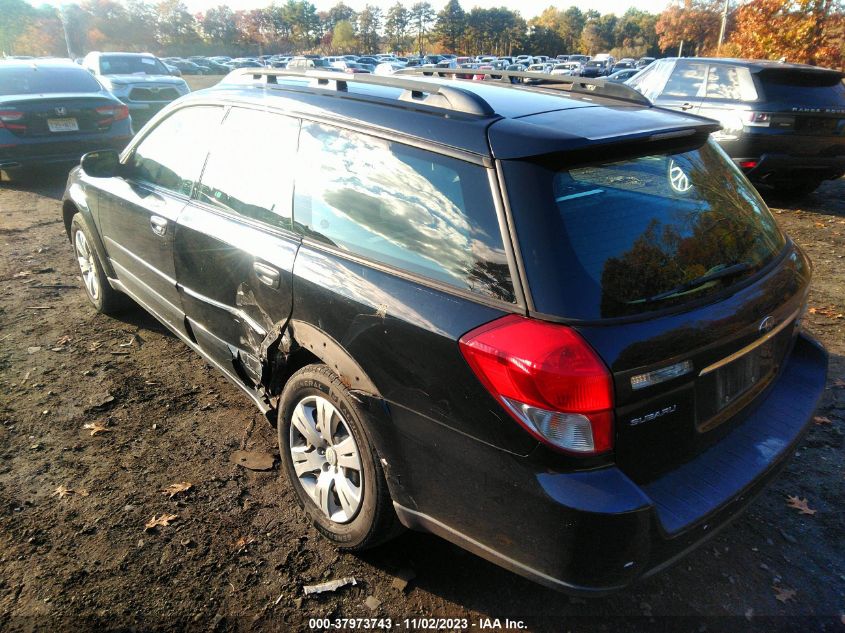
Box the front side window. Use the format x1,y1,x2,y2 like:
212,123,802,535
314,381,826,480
197,107,299,230
503,139,787,319
627,60,674,101
127,106,223,195
294,123,514,303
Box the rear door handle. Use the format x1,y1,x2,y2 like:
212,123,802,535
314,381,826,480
150,215,168,236
253,261,281,289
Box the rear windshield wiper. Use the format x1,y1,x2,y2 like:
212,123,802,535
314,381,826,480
639,262,754,303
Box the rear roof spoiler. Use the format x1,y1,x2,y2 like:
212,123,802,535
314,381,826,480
489,111,722,162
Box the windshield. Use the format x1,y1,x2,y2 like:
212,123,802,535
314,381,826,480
503,139,787,319
99,55,169,75
0,66,102,95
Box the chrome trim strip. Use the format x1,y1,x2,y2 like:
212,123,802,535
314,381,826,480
698,307,801,377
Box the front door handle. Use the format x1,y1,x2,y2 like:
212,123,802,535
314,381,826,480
253,261,281,289
150,215,168,236
680,102,695,111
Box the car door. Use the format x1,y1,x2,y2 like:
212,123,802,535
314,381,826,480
173,106,300,386
652,60,709,114
97,105,224,336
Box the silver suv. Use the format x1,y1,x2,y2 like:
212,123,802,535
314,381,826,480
82,52,189,128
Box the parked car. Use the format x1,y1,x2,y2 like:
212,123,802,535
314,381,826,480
580,60,611,77
82,52,189,128
62,66,827,594
627,57,845,196
165,59,206,75
636,56,656,68
331,61,371,74
0,59,132,178
607,68,640,82
374,62,406,75
287,56,332,70
551,62,580,77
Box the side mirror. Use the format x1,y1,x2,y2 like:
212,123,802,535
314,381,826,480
80,150,121,178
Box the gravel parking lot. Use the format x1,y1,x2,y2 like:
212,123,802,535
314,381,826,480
0,158,843,630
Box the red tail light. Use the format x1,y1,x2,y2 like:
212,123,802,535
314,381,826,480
459,315,614,455
96,105,129,125
0,110,26,131
739,160,758,169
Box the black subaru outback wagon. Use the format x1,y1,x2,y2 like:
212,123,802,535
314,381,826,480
62,68,827,593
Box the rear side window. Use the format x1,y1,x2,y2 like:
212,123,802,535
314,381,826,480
294,123,514,303
0,66,101,95
704,65,758,101
502,139,787,319
197,107,298,231
627,60,674,101
128,106,222,195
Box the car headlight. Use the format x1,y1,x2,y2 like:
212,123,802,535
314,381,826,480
178,80,190,94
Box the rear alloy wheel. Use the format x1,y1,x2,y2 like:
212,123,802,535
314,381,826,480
289,395,364,523
278,364,400,550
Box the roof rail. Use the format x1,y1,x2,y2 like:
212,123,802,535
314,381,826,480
225,67,497,117
394,67,651,106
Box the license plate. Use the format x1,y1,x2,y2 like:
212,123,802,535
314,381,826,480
47,118,79,132
714,342,773,411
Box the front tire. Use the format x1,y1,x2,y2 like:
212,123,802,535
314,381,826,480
70,214,128,314
278,364,399,551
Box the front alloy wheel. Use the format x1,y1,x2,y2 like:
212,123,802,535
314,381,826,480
289,395,364,524
74,228,100,302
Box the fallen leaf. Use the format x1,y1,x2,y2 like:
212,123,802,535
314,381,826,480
52,485,74,499
161,481,193,498
229,450,275,471
786,495,816,515
144,514,178,531
814,416,832,425
55,335,72,346
772,585,796,603
808,307,818,314
83,422,111,436
233,536,255,551
303,577,357,595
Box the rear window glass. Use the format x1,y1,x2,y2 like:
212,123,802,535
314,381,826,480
503,139,787,319
0,66,101,95
758,69,845,103
294,122,514,303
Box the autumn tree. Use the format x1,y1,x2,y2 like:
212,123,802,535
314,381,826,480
724,0,844,67
0,0,36,55
655,0,722,55
357,4,382,52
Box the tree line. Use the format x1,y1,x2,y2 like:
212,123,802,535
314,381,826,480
1,0,842,68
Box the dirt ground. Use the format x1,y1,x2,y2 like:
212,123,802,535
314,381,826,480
0,164,843,633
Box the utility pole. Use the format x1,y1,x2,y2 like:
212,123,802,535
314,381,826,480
678,39,684,57
716,0,729,54
59,6,73,59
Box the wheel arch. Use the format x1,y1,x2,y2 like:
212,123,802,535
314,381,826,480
63,198,117,279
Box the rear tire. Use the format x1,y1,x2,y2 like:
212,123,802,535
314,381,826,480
278,364,400,551
70,214,129,314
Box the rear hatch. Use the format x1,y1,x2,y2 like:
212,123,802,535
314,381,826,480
499,135,810,482
753,67,845,152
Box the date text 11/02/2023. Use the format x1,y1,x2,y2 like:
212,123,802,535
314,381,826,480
307,618,528,630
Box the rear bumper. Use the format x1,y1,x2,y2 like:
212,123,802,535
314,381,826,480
738,153,845,184
718,134,845,184
390,333,827,594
